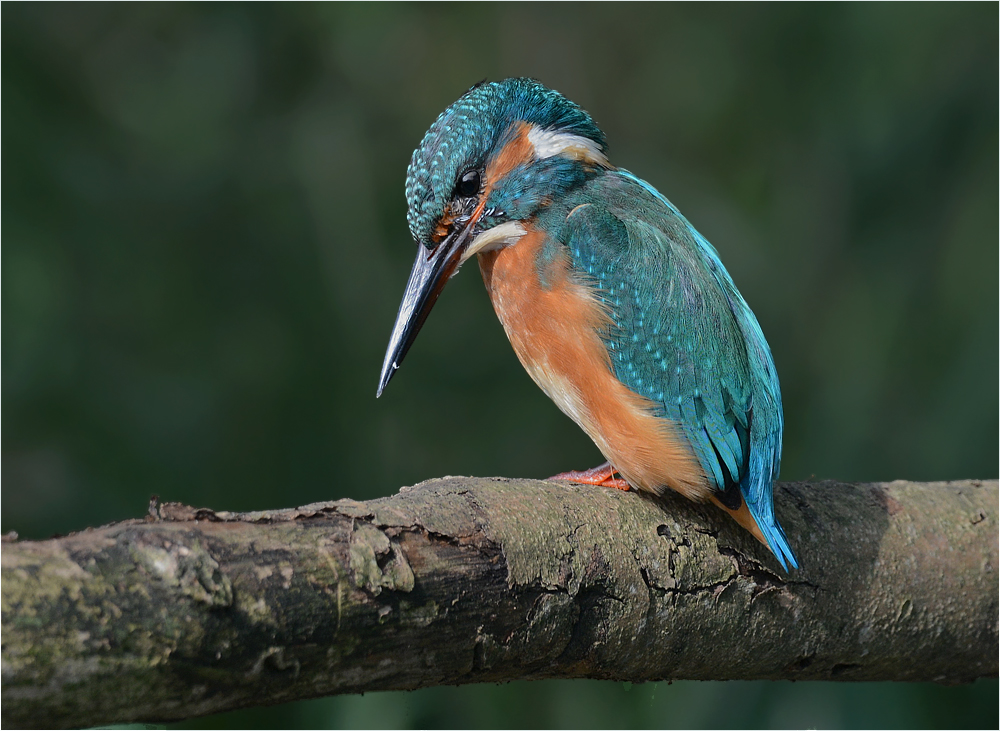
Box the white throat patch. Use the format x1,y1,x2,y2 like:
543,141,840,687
460,220,527,264
526,125,610,168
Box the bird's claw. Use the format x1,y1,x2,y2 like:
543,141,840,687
549,461,631,491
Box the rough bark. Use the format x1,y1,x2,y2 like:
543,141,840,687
1,477,997,729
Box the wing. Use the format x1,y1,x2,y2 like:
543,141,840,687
554,170,795,568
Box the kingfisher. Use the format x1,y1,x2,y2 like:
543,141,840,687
377,78,797,570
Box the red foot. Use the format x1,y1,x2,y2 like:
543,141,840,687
549,461,631,491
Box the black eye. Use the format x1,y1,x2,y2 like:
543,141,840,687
457,169,481,198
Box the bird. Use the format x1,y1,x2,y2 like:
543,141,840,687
377,78,797,570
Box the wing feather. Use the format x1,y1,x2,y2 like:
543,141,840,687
551,170,796,569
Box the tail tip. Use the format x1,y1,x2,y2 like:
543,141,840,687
763,523,798,571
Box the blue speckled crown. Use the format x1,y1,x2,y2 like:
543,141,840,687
405,78,606,246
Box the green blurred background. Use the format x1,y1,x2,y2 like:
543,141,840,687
3,3,997,728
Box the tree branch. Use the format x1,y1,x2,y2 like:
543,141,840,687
2,477,997,729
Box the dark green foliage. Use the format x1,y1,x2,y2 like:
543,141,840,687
3,3,996,728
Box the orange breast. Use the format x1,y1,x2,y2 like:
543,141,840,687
478,227,711,501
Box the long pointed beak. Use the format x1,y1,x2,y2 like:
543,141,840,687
377,217,478,397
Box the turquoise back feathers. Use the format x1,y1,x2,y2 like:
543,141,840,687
538,171,796,569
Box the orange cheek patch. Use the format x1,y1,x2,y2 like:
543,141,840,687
430,122,534,244
478,228,710,501
482,122,535,201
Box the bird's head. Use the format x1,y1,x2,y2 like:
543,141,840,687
378,78,609,396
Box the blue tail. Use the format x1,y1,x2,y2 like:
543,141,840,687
745,499,798,571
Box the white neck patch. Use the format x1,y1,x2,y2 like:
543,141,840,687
526,125,610,168
460,220,527,264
